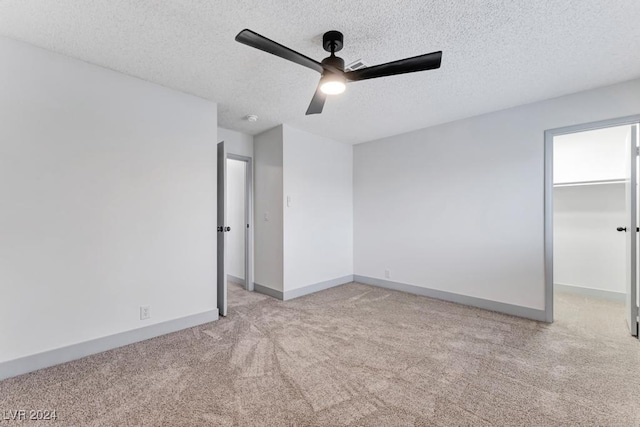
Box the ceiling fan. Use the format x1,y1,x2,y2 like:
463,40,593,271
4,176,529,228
235,29,442,115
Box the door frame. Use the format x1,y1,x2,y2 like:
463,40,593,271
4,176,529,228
544,114,640,324
217,141,227,316
227,153,254,292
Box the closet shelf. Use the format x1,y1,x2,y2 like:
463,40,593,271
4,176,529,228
554,178,626,188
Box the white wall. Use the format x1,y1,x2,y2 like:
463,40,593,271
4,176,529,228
218,127,253,158
253,125,353,294
554,125,629,184
226,159,246,280
254,126,284,292
354,78,640,311
0,37,218,363
554,185,626,294
283,125,353,291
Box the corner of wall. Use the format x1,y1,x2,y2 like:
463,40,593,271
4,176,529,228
253,125,284,292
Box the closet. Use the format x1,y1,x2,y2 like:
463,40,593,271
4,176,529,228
553,126,631,300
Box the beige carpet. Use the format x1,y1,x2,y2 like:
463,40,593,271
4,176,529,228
1,283,640,426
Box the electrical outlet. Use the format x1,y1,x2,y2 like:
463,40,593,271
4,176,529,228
140,305,151,320
385,269,391,279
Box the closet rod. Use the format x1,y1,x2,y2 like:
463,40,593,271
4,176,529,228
554,178,626,188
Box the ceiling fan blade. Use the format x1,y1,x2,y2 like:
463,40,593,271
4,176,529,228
345,51,442,81
305,82,326,115
236,29,324,74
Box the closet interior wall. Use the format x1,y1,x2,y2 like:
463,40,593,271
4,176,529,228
553,126,632,298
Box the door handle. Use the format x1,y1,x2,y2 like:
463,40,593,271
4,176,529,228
617,227,627,232
225,226,231,232
217,226,224,232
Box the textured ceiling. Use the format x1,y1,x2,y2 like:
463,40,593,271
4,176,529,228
1,1,640,144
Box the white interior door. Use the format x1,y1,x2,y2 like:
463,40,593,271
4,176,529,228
625,126,638,336
217,141,227,316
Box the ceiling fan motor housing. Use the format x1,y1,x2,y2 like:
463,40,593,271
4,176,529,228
323,30,344,53
321,55,345,72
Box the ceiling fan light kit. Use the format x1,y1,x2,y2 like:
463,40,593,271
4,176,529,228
319,74,346,95
235,29,442,115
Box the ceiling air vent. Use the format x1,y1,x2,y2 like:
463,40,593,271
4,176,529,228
345,59,368,71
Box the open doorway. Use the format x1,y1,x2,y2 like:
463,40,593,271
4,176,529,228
227,158,248,287
217,140,253,317
545,116,640,338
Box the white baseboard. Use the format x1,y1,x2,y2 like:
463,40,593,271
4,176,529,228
284,275,354,300
353,275,547,322
227,274,245,286
0,309,219,381
254,275,354,301
554,283,625,302
254,282,284,300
